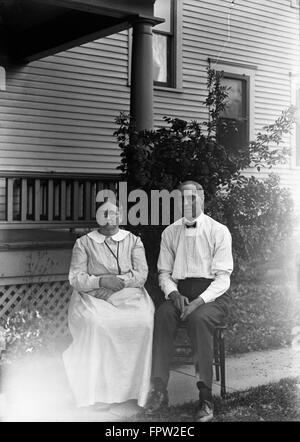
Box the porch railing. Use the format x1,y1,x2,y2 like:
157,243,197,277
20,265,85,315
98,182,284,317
0,172,120,229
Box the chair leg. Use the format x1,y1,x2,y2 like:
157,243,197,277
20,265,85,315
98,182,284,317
214,329,220,382
219,329,226,398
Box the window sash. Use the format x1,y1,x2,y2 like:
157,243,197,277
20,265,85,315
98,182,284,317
152,0,175,87
217,73,250,150
154,0,173,33
295,86,300,167
153,33,173,87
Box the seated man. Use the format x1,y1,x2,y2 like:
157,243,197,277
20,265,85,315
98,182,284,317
145,180,233,422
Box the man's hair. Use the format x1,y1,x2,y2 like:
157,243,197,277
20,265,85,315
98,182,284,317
177,180,204,192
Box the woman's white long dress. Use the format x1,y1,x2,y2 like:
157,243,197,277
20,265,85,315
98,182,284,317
63,229,154,408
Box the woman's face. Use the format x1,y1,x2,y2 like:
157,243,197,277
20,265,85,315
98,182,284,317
96,201,122,234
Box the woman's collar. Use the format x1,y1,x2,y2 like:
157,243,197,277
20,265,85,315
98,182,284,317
87,229,129,244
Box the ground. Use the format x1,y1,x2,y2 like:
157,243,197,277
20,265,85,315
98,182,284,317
126,377,300,422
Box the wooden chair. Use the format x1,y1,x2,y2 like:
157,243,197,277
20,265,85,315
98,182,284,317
213,325,227,398
176,324,227,398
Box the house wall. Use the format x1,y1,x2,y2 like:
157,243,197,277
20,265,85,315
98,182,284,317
0,33,130,175
153,0,300,210
0,0,299,214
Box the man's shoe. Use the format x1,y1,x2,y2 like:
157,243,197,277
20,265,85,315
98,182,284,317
144,389,169,414
195,400,214,422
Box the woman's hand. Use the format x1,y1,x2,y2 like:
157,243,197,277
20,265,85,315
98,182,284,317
94,290,113,301
99,275,125,292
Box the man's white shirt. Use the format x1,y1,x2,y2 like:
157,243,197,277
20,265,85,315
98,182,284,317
157,213,234,303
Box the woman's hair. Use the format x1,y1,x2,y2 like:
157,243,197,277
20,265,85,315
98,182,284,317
95,197,121,211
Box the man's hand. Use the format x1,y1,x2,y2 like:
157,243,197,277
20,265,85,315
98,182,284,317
180,297,205,321
169,290,189,313
99,275,125,292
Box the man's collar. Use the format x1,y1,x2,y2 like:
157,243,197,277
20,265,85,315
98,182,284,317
87,229,129,244
183,212,205,227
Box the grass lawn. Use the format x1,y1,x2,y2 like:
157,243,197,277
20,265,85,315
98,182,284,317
127,377,300,422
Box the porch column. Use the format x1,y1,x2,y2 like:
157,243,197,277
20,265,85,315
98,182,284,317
130,18,156,131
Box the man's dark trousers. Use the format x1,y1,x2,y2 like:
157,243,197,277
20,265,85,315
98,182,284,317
152,278,231,389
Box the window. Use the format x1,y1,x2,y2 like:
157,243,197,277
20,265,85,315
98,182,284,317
128,0,181,89
290,0,300,8
217,73,250,152
153,0,175,87
217,73,250,151
296,86,300,166
290,73,300,167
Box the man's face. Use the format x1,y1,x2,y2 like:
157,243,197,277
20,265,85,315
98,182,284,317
179,183,204,221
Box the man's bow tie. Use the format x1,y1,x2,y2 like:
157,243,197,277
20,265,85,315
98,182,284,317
185,222,197,228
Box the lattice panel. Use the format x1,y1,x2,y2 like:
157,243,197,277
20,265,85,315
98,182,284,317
0,280,73,337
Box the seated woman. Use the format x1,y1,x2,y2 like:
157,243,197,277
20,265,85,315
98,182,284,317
63,195,154,409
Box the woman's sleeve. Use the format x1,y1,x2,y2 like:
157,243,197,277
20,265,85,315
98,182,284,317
121,236,148,288
68,238,101,292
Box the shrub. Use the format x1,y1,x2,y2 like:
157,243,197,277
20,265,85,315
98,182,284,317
205,173,295,280
174,280,300,357
0,307,55,364
115,68,296,201
114,67,296,286
225,281,300,354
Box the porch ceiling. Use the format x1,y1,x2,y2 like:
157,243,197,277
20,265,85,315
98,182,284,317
0,0,155,63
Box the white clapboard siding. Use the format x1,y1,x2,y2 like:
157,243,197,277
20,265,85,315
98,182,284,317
0,32,130,175
153,0,300,209
0,0,299,218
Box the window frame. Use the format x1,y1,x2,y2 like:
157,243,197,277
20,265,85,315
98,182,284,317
152,0,175,88
291,73,300,169
127,0,182,91
217,71,251,151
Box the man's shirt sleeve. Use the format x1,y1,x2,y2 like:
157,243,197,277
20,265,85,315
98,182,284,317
157,229,179,299
199,226,233,303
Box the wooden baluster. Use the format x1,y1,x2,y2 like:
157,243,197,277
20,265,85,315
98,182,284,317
48,179,53,222
84,181,91,221
41,181,48,219
73,180,79,222
90,182,96,218
27,181,34,219
60,180,66,221
78,182,84,219
34,179,40,222
54,181,60,219
96,181,104,200
6,178,14,222
96,181,104,192
21,178,28,222
66,182,71,219
108,181,117,192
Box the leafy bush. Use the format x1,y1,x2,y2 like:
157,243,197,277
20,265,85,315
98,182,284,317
115,113,239,197
205,173,295,279
115,68,296,201
114,67,297,286
225,281,300,355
